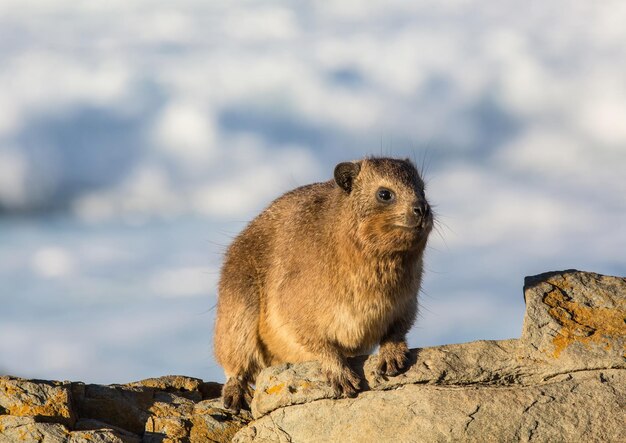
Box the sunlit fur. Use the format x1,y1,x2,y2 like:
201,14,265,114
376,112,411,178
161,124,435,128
213,157,433,410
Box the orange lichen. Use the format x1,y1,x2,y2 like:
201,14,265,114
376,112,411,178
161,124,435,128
190,414,247,442
1,382,19,397
11,390,71,419
149,401,193,418
299,381,312,390
544,282,626,358
264,383,285,395
0,381,72,424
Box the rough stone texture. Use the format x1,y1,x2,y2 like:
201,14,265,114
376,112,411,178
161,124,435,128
0,415,140,442
522,270,626,365
0,375,247,442
236,270,626,442
126,375,222,402
238,370,625,442
1,270,624,442
0,377,75,427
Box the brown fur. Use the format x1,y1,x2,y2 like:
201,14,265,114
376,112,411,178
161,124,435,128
213,157,433,411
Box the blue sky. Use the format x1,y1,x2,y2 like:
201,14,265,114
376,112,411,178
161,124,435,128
0,0,624,383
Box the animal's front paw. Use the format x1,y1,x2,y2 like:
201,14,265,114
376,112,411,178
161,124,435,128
375,341,409,377
326,365,361,398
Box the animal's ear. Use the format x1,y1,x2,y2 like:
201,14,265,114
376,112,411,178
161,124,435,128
334,161,361,193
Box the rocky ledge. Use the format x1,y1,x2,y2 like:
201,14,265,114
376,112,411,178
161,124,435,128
1,270,625,442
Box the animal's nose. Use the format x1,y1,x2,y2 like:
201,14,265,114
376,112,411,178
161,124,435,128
413,201,430,218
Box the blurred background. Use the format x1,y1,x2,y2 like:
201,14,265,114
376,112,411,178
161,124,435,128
0,1,624,384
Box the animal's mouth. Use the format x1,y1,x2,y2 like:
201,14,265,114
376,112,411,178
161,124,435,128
393,221,432,232
393,224,419,230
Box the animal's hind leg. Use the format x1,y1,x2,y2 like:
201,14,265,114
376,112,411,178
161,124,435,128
222,375,253,412
214,288,266,411
220,347,266,411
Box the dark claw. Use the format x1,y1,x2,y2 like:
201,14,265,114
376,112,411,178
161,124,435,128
375,344,409,377
327,367,361,398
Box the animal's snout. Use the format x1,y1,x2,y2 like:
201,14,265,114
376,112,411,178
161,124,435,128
413,201,430,218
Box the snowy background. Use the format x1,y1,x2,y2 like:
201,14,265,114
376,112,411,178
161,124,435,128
1,1,624,384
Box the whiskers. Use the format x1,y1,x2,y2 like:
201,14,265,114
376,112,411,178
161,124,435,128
427,205,452,252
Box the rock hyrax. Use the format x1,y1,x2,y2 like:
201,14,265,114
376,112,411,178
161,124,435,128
213,157,433,410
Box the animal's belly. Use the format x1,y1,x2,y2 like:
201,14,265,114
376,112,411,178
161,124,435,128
259,303,317,364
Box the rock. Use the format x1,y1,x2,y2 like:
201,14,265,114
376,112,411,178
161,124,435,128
522,270,626,365
0,377,75,427
237,370,625,442
1,270,623,442
0,416,139,443
68,429,140,443
189,400,252,443
126,375,222,402
237,270,626,442
74,418,142,440
250,339,532,418
71,382,153,434
0,416,69,442
0,375,247,442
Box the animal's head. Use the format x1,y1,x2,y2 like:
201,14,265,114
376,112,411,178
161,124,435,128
334,157,433,254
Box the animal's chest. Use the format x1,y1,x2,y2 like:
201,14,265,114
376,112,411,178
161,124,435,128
329,290,404,353
325,259,417,353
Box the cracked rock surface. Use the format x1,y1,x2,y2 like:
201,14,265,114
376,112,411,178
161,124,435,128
1,270,624,442
238,370,625,442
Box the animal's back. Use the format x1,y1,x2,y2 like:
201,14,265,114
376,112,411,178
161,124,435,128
214,181,335,374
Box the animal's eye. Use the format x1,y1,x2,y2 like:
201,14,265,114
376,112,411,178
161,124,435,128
376,188,395,203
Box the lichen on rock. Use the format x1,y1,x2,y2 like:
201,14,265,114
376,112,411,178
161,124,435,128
0,375,245,443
